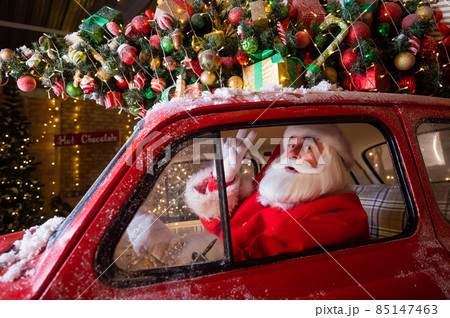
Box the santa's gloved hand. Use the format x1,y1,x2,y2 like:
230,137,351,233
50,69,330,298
213,129,257,183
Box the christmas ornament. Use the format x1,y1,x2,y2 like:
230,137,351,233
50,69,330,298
113,75,127,90
184,58,203,76
200,71,216,86
102,60,119,76
161,37,175,53
277,21,287,46
398,75,417,94
73,69,82,87
293,0,326,26
117,44,137,65
221,56,234,69
0,49,15,62
90,47,106,64
163,56,178,71
227,76,243,88
184,83,202,98
409,34,420,56
106,22,121,36
242,37,259,54
17,75,36,92
402,14,421,31
420,35,438,59
204,30,225,48
66,81,83,97
172,29,184,50
131,15,151,35
378,2,402,23
228,7,245,26
145,9,154,21
175,75,186,98
199,50,221,71
295,31,311,49
191,35,205,52
157,13,174,30
104,92,122,109
343,64,391,92
289,6,297,19
78,6,123,44
191,13,206,30
307,16,349,78
52,79,65,96
235,50,250,66
80,75,95,94
133,71,146,89
323,67,338,82
26,53,43,68
416,6,433,20
67,48,86,65
144,86,156,99
150,56,161,71
347,21,371,45
38,36,49,50
279,5,289,19
394,52,416,71
377,23,390,38
150,35,161,49
95,67,112,81
340,48,358,70
151,77,167,92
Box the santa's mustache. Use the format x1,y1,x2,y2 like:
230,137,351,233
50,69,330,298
273,158,324,175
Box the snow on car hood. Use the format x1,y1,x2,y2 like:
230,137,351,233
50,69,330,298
0,216,64,282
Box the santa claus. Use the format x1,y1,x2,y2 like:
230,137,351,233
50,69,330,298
185,124,370,261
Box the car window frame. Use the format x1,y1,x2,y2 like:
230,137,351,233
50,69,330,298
95,115,417,288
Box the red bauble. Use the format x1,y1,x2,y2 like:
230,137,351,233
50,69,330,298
118,44,137,65
347,21,371,45
398,75,417,94
235,50,250,66
228,7,245,26
131,15,151,35
378,2,403,23
221,56,234,69
17,75,36,92
106,22,121,36
402,14,421,31
420,35,438,59
340,48,358,70
151,78,166,92
150,35,161,49
295,31,311,49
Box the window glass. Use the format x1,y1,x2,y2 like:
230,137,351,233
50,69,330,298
417,122,450,222
363,143,396,184
114,136,225,270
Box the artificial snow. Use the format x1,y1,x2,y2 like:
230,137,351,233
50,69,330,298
0,216,64,282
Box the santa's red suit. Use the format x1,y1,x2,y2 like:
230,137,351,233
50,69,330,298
186,169,370,262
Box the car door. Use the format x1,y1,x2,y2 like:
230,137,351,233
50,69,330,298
39,101,450,299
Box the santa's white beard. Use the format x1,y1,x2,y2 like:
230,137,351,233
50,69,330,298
258,146,348,209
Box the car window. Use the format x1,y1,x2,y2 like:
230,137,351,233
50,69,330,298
417,121,450,222
107,122,411,282
363,143,396,184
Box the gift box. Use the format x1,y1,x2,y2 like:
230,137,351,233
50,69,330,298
104,91,123,109
155,0,195,24
430,2,450,40
243,52,303,91
79,6,123,44
250,0,269,30
343,64,391,92
293,0,326,26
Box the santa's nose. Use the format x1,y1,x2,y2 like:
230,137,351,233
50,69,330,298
287,145,319,167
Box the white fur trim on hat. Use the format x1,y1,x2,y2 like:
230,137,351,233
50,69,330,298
281,124,353,170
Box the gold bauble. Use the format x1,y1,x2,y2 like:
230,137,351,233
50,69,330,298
0,49,15,62
323,67,338,82
200,71,216,86
416,6,433,20
163,56,177,71
95,67,112,81
149,56,161,71
394,52,415,71
227,76,244,88
172,29,184,50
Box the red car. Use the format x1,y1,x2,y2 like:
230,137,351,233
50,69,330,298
0,90,449,299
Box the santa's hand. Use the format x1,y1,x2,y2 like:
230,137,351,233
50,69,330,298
214,129,257,183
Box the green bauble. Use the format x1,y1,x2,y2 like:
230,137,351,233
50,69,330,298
191,13,206,30
66,82,83,98
242,37,259,54
275,43,288,57
161,37,175,53
377,23,390,38
103,60,119,76
143,86,156,99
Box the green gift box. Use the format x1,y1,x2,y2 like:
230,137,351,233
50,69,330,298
243,52,304,91
79,6,123,44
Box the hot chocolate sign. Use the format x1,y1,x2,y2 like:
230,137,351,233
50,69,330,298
54,130,119,147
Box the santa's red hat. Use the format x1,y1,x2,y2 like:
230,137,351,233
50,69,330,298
281,124,353,170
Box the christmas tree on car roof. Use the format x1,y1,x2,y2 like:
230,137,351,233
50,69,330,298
0,0,449,118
